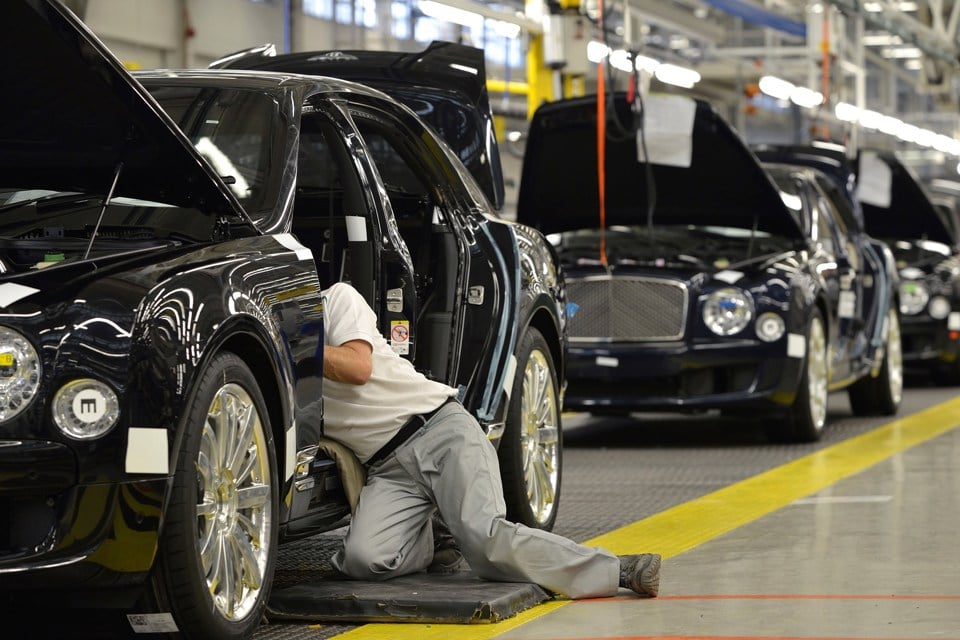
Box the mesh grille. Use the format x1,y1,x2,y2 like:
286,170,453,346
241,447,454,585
567,276,688,341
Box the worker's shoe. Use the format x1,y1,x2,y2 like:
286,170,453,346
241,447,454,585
618,553,661,597
427,514,469,574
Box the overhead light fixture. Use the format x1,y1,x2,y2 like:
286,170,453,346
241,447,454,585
790,86,824,108
655,63,700,88
862,33,903,46
863,0,917,10
881,46,923,59
758,75,793,101
834,102,861,122
758,76,822,107
417,0,521,38
585,42,699,88
418,0,482,29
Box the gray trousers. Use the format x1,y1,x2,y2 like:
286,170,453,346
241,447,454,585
332,401,620,599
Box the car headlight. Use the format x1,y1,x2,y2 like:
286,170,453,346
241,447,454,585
703,287,754,336
755,312,786,342
929,295,951,320
899,281,929,315
53,379,120,440
0,327,41,421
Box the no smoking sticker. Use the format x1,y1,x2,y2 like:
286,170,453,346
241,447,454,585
390,320,410,355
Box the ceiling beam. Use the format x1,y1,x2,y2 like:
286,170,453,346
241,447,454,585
629,0,726,44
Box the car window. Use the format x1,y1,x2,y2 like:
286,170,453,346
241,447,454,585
145,85,286,217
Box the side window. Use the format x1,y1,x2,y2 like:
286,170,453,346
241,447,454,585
292,111,370,289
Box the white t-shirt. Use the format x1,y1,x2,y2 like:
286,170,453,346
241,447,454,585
321,282,458,463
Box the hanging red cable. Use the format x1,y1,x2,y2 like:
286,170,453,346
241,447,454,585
596,0,609,268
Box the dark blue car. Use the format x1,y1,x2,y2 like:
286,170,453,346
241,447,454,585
516,94,901,442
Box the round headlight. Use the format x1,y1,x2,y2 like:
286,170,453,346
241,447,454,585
755,312,786,342
899,281,929,315
0,327,41,421
703,287,754,336
53,379,120,440
929,296,951,320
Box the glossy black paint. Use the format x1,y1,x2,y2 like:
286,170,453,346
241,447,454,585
516,94,892,416
1,1,566,603
858,150,960,379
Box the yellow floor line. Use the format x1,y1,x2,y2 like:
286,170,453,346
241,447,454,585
334,397,960,640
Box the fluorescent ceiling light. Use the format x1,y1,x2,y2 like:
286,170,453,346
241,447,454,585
418,0,482,29
587,40,609,63
758,75,793,101
896,123,920,142
654,63,700,88
858,109,884,130
877,115,904,136
863,1,916,10
881,46,922,59
834,102,861,122
791,87,824,108
862,33,903,46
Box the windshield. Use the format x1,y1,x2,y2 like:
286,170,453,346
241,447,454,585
143,84,287,219
546,224,794,271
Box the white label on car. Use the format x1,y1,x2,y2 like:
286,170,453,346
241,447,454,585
390,320,410,355
345,215,367,242
0,282,39,308
838,291,856,318
596,356,619,367
637,94,697,168
125,428,169,475
857,151,892,208
502,354,517,395
127,613,179,633
950,313,960,331
274,233,313,261
714,270,744,284
286,425,296,482
787,333,806,358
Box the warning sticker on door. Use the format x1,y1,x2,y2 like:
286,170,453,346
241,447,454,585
390,320,410,355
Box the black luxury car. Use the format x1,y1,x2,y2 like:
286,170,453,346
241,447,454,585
0,1,566,638
515,93,900,442
855,149,960,383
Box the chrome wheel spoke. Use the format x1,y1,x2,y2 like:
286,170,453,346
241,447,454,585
193,379,273,621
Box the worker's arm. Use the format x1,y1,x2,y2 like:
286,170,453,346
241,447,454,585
323,339,373,385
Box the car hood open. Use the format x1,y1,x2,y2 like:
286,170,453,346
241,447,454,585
516,94,804,241
857,149,954,246
210,41,505,211
0,0,244,217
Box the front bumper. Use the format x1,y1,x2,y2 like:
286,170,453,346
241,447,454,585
564,339,804,412
0,438,165,590
899,315,960,368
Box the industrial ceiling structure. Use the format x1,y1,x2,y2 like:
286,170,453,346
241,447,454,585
521,0,960,179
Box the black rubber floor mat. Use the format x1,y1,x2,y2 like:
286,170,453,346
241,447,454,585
266,572,552,624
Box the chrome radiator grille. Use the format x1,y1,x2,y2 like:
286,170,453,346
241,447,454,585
566,276,688,341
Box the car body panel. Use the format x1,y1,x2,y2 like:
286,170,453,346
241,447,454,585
211,41,506,212
516,93,890,417
855,149,960,376
1,1,566,607
754,144,898,371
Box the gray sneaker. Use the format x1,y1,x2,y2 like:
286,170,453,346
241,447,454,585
618,554,661,597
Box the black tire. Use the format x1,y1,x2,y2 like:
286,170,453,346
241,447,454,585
147,352,278,640
767,310,829,443
499,328,562,531
849,307,903,416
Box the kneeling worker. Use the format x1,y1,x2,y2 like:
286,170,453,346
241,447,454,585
321,282,661,599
